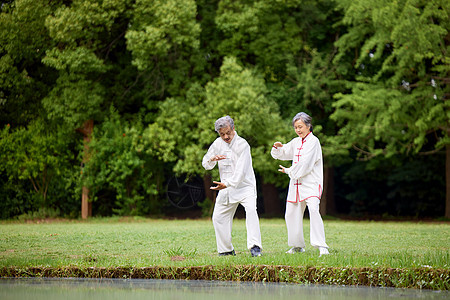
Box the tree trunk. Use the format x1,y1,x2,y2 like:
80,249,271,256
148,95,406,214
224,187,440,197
78,120,94,219
261,178,282,216
203,173,215,202
446,145,450,218
203,173,216,216
321,166,336,216
81,186,91,219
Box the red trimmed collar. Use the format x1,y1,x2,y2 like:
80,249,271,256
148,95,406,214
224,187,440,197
302,131,312,142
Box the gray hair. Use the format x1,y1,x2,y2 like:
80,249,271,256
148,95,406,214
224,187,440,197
214,115,235,132
292,112,313,132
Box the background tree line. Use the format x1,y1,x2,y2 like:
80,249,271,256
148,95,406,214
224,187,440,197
0,0,448,220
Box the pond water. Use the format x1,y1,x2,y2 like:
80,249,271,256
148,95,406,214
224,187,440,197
1,278,448,300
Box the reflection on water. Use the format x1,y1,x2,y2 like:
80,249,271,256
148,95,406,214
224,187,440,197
0,278,448,300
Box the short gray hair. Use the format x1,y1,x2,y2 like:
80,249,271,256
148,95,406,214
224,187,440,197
292,112,313,132
214,115,234,132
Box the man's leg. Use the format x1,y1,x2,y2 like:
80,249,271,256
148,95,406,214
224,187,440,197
212,201,239,253
306,197,329,249
240,196,262,250
285,201,307,248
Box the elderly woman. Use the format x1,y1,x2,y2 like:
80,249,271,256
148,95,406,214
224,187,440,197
271,112,329,256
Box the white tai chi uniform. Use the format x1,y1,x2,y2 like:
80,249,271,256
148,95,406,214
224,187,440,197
202,132,262,253
271,132,328,249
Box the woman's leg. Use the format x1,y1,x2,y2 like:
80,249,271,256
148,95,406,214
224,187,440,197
306,197,329,248
285,201,306,248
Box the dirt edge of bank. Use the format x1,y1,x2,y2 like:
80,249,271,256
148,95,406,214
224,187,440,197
1,265,448,290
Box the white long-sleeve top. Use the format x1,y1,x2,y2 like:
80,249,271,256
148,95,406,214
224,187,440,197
202,132,256,204
271,132,323,203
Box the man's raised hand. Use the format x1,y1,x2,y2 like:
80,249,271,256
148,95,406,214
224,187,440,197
210,155,227,161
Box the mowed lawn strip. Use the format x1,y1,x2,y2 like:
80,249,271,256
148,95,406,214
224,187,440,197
1,218,448,269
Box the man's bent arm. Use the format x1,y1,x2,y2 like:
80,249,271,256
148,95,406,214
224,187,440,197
202,143,217,170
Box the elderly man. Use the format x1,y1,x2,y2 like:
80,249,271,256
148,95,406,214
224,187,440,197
202,116,262,257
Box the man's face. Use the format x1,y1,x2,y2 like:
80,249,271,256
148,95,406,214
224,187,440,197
294,119,310,138
218,126,235,144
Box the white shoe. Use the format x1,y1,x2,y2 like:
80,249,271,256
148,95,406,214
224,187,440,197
319,247,329,256
285,247,305,254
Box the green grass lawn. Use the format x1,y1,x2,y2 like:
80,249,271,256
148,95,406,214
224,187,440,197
1,217,449,269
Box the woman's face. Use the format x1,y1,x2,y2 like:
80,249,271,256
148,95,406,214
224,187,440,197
294,119,310,138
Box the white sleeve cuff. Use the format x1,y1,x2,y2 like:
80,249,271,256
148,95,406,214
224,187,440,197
222,180,230,188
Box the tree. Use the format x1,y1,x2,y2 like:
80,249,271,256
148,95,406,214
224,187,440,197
330,0,450,217
81,109,163,216
0,0,58,127
146,57,289,215
0,0,82,218
213,0,344,215
41,0,135,218
41,0,203,218
125,0,203,103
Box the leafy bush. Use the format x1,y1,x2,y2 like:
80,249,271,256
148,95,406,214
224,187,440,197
0,122,79,219
81,111,164,216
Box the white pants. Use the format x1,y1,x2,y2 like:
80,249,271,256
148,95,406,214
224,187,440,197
285,197,328,249
212,196,262,253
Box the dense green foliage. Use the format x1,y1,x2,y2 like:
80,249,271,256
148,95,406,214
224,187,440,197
331,0,449,157
0,0,448,218
81,110,164,216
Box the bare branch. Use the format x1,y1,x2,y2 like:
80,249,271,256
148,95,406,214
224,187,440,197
29,177,40,194
352,144,376,161
418,148,446,156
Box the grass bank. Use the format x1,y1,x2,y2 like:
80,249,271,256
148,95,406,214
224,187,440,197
1,218,449,289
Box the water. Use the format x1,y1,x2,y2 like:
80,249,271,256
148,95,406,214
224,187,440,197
1,278,448,300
